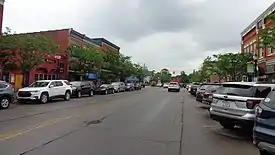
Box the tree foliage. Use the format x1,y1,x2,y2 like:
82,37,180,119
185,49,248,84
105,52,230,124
0,28,59,86
189,53,252,82
68,45,149,82
259,14,275,48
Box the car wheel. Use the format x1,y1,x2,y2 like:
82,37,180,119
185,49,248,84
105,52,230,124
168,89,170,92
260,150,272,155
40,93,49,104
0,97,10,109
89,90,94,97
112,89,115,94
105,90,108,95
64,91,71,101
77,91,82,98
219,121,235,130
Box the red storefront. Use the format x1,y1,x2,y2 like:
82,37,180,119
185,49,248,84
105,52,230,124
4,29,120,89
241,2,275,82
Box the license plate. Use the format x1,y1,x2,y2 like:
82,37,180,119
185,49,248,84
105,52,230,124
222,101,230,108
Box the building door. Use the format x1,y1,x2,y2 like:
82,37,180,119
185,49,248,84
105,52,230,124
15,74,23,89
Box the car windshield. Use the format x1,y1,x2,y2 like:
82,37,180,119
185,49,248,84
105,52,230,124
206,85,221,93
199,85,210,90
29,81,49,87
100,84,108,88
217,84,271,97
111,82,119,86
70,82,81,86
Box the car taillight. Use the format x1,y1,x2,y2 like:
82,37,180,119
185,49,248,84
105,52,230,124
246,99,261,109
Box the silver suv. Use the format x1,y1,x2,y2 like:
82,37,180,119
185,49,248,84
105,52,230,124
209,82,275,130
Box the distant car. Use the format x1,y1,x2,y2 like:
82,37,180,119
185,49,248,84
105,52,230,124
94,84,115,95
163,83,169,88
200,84,221,108
0,81,15,109
111,82,126,93
70,81,94,98
126,83,135,91
190,85,199,96
157,83,162,87
168,82,180,92
134,83,142,90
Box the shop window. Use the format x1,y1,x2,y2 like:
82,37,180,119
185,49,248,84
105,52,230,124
39,74,43,80
59,63,64,68
268,47,272,55
259,48,264,58
52,75,56,80
34,74,39,81
44,74,47,80
48,75,51,80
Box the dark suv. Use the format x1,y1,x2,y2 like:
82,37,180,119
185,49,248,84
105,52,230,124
70,81,94,98
254,89,275,155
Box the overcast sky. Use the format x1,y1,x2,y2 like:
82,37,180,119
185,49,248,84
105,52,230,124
3,0,275,74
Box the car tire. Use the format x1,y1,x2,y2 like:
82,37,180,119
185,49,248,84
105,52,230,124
219,121,235,130
112,89,115,94
0,97,10,109
64,91,71,101
77,91,82,98
168,89,170,92
260,150,272,155
105,90,108,95
40,93,49,104
89,90,94,97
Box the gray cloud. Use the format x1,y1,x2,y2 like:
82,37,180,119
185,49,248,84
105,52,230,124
3,0,275,74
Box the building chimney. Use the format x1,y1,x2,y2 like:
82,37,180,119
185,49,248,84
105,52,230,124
0,0,4,35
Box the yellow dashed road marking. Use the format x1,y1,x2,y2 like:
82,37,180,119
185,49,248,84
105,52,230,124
0,116,72,141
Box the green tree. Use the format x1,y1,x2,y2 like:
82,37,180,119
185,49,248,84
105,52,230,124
259,14,275,48
10,34,58,86
69,45,105,75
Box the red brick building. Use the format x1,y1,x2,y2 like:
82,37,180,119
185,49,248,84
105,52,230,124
4,29,120,89
0,0,4,34
241,2,275,82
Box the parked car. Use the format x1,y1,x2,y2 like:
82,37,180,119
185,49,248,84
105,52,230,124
157,83,162,87
17,80,72,104
94,84,115,95
210,82,274,130
200,84,221,108
0,81,15,109
253,89,275,155
163,83,169,88
196,84,211,102
126,83,135,91
190,84,199,96
111,82,126,93
134,83,142,90
168,82,180,92
70,81,94,98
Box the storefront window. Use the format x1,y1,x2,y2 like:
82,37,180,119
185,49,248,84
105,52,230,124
39,74,43,80
34,74,39,81
268,47,272,55
259,48,264,57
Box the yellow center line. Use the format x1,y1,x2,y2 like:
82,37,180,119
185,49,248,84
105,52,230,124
0,116,72,141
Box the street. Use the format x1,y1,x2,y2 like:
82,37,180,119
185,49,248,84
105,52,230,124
0,87,258,155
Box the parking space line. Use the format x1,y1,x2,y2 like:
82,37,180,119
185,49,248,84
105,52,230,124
0,116,72,141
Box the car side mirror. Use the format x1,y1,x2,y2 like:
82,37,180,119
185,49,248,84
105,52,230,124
49,85,54,88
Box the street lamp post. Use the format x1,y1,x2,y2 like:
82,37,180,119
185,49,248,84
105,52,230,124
54,55,61,80
253,54,258,82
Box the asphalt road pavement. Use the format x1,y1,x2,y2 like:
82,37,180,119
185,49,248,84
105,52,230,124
0,87,259,155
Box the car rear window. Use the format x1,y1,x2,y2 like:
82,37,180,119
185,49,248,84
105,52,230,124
199,85,210,90
217,84,271,98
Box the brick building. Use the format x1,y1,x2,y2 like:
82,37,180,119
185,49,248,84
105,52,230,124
4,28,120,89
241,2,275,82
0,0,4,34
